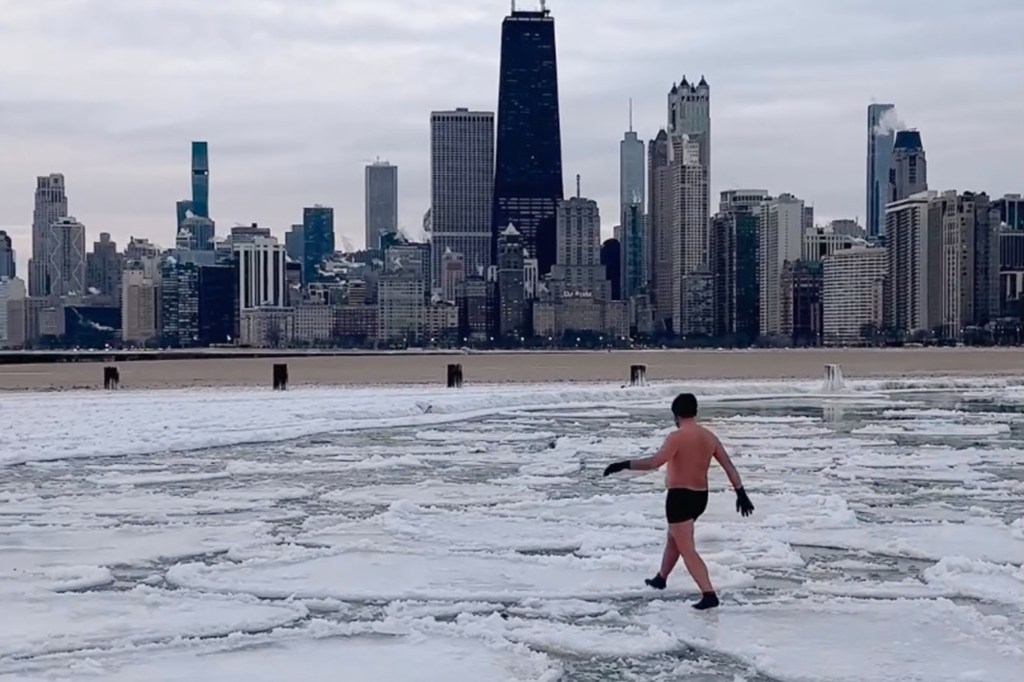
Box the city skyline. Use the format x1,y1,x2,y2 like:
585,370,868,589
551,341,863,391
2,0,1023,276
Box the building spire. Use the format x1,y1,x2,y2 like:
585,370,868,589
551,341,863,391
628,98,633,133
576,174,581,199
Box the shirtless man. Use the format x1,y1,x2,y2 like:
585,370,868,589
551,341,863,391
602,393,754,610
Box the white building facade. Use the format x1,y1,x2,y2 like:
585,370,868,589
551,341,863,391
822,247,888,346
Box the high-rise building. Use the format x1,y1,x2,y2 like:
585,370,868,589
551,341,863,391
710,189,769,344
1000,231,1024,318
430,109,495,289
995,194,1024,231
648,130,672,329
866,103,896,240
884,190,943,336
285,224,304,266
180,216,215,251
822,246,887,346
192,141,210,219
496,224,527,338
939,191,1001,338
890,130,927,203
620,104,645,234
667,76,710,170
439,249,466,304
649,76,712,335
802,225,861,262
235,237,288,311
303,206,335,284
759,194,806,337
160,258,200,347
175,142,213,246
551,195,606,299
620,202,646,300
780,260,823,346
600,238,622,301
492,5,564,276
122,259,161,345
0,276,27,348
668,134,709,333
0,231,14,279
86,233,123,302
198,265,235,345
45,217,86,297
365,161,398,251
30,174,68,297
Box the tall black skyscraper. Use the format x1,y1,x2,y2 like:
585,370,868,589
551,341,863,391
492,4,564,276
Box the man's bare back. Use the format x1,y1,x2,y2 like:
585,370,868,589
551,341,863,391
601,392,754,611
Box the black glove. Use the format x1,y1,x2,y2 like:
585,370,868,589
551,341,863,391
735,487,754,517
603,461,631,477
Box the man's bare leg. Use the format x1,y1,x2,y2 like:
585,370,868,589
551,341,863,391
646,532,680,590
669,520,719,610
659,532,681,578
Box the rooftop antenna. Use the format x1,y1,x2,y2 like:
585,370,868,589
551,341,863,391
576,174,581,199
628,98,633,133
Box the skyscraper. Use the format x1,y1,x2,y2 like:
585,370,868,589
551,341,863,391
884,190,943,335
192,141,210,219
648,130,672,328
496,224,527,337
939,191,1001,337
651,76,712,335
30,174,68,296
0,231,14,279
492,4,564,275
284,224,304,266
45,216,86,297
890,130,927,203
175,142,214,246
759,194,806,337
710,190,770,344
552,194,606,299
86,233,123,301
620,105,646,302
365,161,398,251
303,206,335,284
430,109,495,289
600,238,622,301
620,203,646,300
235,237,288,310
995,194,1024,231
822,246,887,346
668,76,710,171
620,103,645,220
669,135,709,333
866,103,896,240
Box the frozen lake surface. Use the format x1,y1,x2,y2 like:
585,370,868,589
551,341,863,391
1,377,1023,681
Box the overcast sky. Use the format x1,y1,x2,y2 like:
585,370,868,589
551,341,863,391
2,0,1022,271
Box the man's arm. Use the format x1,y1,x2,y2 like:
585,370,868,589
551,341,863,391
712,438,743,489
629,436,674,471
603,435,674,476
714,437,755,517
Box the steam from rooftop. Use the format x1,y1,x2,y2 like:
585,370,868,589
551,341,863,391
873,107,906,137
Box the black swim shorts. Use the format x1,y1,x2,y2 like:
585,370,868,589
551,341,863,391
665,488,709,524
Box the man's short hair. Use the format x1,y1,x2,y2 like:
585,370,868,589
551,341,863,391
672,393,698,419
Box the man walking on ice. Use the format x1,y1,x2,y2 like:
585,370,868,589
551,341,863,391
603,393,755,610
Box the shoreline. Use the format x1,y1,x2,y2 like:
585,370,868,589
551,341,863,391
2,348,1024,392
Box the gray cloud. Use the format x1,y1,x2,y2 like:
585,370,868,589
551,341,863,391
1,0,1022,271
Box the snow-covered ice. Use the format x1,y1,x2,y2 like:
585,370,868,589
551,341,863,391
1,375,1022,681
